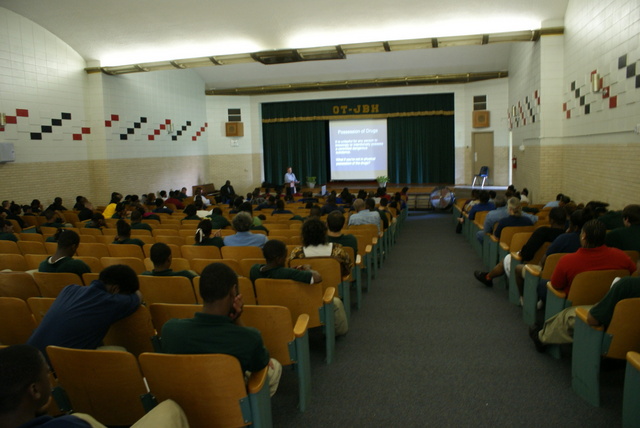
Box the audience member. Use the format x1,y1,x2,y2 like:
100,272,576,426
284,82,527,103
161,262,282,396
493,197,534,239
153,198,173,214
205,207,230,229
224,212,268,247
194,219,224,248
182,204,201,221
112,219,144,247
604,204,640,252
39,230,91,276
46,197,67,212
0,219,17,242
102,192,122,219
326,211,358,256
130,208,152,231
347,198,381,232
141,242,197,281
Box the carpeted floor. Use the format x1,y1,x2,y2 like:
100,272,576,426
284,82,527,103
271,212,624,427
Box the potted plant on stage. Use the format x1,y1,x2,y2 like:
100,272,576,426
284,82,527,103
307,176,317,189
376,175,389,188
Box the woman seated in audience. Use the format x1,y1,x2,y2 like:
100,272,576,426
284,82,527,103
238,202,269,234
5,202,25,229
112,219,144,247
111,202,128,219
74,196,94,221
30,199,43,215
102,192,123,218
194,219,224,248
289,217,352,277
0,219,18,241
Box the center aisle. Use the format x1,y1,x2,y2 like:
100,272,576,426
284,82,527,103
272,212,622,427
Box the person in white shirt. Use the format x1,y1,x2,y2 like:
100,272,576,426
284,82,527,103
284,167,299,196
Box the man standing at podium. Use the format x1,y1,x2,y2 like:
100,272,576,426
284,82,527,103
284,166,299,196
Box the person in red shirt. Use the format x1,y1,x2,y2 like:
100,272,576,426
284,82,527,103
549,219,637,295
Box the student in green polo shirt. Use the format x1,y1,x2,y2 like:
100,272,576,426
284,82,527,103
112,220,144,247
39,229,91,276
141,242,197,281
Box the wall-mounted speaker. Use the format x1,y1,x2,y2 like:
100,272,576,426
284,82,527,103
472,110,490,128
225,122,244,137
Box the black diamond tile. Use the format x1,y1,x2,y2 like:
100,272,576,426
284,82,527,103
186,121,192,126
120,134,128,140
580,96,585,106
177,131,182,136
571,81,576,91
134,122,141,129
172,136,178,141
30,133,42,140
51,119,62,126
41,125,52,133
127,128,134,134
181,126,187,131
585,104,590,115
619,54,627,69
575,89,580,98
61,113,71,120
627,63,636,78
140,117,147,123
636,75,640,88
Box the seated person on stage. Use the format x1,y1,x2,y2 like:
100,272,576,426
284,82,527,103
347,198,381,232
541,219,637,301
290,217,353,277
27,265,142,361
112,220,144,247
529,276,640,352
604,204,640,252
0,344,190,428
141,242,197,282
205,207,230,229
39,230,91,276
194,219,225,248
223,212,268,248
251,239,348,336
326,211,358,257
130,208,152,231
473,207,566,297
0,219,18,242
161,262,282,396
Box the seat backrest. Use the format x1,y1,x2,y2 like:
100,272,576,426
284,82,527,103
180,245,222,261
73,256,102,273
27,297,56,324
540,253,568,280
0,272,41,299
238,276,257,305
238,258,266,278
209,258,243,276
17,241,47,255
47,346,148,426
152,228,179,237
529,242,552,266
33,272,83,298
0,297,37,344
102,305,156,356
138,275,197,304
289,257,342,292
101,257,146,274
149,303,202,332
18,233,44,242
568,269,631,306
509,232,533,255
79,227,103,236
0,240,20,254
155,235,186,247
624,250,640,264
138,352,259,428
499,226,536,248
605,298,640,359
76,242,110,258
478,165,489,176
24,253,49,270
255,278,329,328
0,253,28,271
108,244,145,259
221,245,263,260
242,305,295,366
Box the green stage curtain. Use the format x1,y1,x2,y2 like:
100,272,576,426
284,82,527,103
388,115,454,183
262,121,327,187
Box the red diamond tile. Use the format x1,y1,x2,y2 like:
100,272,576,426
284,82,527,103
205,122,208,127
566,110,571,119
165,119,171,124
562,103,567,112
105,120,112,127
6,116,17,124
192,136,197,141
148,135,155,141
154,129,160,135
16,109,28,117
72,134,82,140
160,124,166,130
0,126,4,132
200,127,205,132
609,96,617,108
196,131,201,136
111,114,119,121
81,127,91,134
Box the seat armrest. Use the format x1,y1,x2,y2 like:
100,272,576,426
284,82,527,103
247,366,268,394
323,287,336,303
511,251,522,261
628,351,640,371
576,307,604,331
546,281,566,299
524,264,541,277
499,242,509,251
293,314,310,338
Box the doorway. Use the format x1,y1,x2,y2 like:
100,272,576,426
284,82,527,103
472,132,494,185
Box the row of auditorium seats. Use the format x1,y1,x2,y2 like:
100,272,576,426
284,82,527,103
454,197,640,423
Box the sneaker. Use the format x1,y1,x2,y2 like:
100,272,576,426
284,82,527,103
473,271,493,287
528,326,546,353
536,300,544,310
